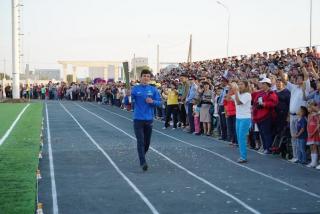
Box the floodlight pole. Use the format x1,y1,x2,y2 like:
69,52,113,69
217,1,230,57
12,0,21,99
309,0,313,48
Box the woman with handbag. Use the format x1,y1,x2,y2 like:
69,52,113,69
199,81,213,136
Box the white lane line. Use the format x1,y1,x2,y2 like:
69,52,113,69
60,103,159,214
46,103,59,214
87,102,320,200
76,103,261,214
0,103,30,146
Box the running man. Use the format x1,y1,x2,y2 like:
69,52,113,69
131,69,162,171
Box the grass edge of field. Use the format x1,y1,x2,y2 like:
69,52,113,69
0,103,27,139
0,103,43,214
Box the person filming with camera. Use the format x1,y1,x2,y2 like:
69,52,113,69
252,77,278,154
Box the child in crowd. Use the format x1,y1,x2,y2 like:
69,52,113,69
115,91,121,107
193,98,201,135
306,101,320,168
212,87,222,133
293,106,308,164
119,92,124,109
96,92,102,104
124,90,132,111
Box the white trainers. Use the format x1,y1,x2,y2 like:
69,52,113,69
316,165,320,170
162,127,167,130
307,163,317,168
289,158,298,163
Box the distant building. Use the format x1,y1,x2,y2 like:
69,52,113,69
131,57,148,69
21,69,60,81
35,69,60,80
89,67,105,80
89,65,121,81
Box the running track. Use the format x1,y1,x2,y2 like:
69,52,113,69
39,101,320,214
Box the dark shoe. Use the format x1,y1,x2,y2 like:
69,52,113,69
142,163,148,171
219,138,227,141
237,159,248,163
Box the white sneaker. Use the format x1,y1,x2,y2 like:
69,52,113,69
316,165,320,170
307,163,317,168
289,158,298,163
162,127,167,130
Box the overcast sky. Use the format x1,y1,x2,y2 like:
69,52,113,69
0,0,319,77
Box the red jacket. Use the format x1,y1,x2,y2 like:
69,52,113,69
223,99,236,116
252,90,278,123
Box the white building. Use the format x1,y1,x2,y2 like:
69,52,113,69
131,57,148,69
89,65,121,81
89,67,104,80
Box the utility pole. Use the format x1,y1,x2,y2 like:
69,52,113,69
156,44,160,74
2,59,6,98
309,0,313,48
133,54,137,80
187,34,192,63
12,0,23,99
3,59,6,78
217,1,230,57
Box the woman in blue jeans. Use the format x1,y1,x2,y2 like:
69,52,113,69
231,81,252,163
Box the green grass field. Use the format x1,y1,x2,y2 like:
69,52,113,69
0,103,43,214
0,103,27,139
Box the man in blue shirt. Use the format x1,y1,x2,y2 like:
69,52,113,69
185,75,198,133
131,69,162,171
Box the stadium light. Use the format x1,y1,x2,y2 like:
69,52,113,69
216,1,230,57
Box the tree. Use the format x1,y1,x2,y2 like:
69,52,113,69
67,75,73,84
0,73,11,80
85,77,92,84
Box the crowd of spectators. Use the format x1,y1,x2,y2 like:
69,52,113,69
155,46,320,166
2,46,320,167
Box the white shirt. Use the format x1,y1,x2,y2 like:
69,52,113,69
232,92,252,119
286,80,310,114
